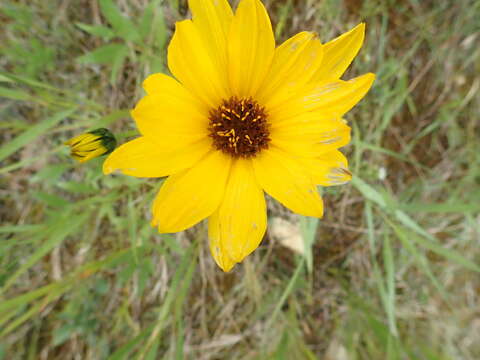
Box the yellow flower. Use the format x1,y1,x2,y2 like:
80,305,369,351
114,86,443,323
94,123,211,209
65,128,116,163
103,0,375,271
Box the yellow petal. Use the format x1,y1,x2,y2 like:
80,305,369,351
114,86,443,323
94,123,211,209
188,0,233,80
312,23,365,84
168,20,228,108
209,159,267,264
209,215,237,272
228,0,275,98
271,118,351,157
64,133,97,147
301,150,352,186
152,150,232,233
103,136,211,178
270,73,375,123
72,139,103,152
257,32,324,107
131,90,208,149
271,111,347,135
142,73,207,113
72,146,106,163
307,73,375,115
253,147,323,217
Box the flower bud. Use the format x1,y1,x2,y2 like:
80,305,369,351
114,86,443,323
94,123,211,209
65,128,116,163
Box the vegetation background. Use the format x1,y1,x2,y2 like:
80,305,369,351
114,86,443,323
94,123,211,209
1,0,479,359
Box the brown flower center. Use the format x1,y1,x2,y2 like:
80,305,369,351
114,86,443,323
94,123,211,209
208,97,270,158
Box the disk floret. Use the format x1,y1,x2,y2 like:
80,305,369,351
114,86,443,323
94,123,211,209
208,97,270,158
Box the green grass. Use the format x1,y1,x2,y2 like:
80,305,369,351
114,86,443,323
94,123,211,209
1,0,479,359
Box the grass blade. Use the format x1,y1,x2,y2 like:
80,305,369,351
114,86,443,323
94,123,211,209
0,108,76,162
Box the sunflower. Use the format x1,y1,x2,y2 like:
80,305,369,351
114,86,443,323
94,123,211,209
103,0,375,271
